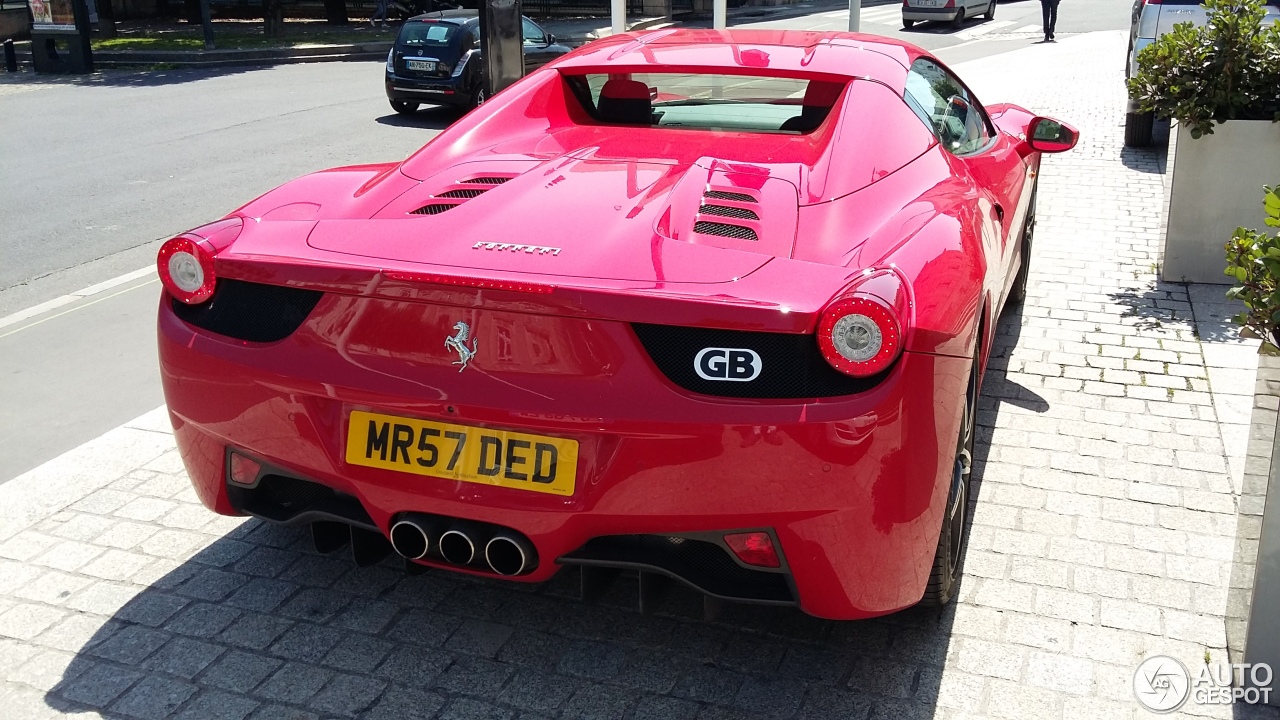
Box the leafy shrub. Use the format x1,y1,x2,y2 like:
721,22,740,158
1226,187,1280,344
1128,0,1280,138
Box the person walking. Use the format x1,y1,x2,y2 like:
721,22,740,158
370,0,389,28
1040,0,1059,41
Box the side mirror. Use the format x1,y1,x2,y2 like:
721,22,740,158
546,33,555,45
1028,116,1079,153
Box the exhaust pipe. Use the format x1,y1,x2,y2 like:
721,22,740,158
485,532,536,576
389,517,433,560
439,525,479,565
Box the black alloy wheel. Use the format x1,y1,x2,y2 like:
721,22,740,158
1008,184,1037,305
920,341,981,606
470,86,486,109
390,99,419,115
951,7,965,29
983,0,995,20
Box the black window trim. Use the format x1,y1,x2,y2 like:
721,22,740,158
903,56,999,158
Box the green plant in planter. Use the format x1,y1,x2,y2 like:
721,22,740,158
1128,0,1280,139
1226,186,1280,345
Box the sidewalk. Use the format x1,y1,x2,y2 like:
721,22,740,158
1,29,1277,720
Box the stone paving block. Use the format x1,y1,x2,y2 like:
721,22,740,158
109,675,197,720
172,690,259,720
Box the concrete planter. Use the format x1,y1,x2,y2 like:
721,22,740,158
1162,120,1280,284
1232,350,1280,704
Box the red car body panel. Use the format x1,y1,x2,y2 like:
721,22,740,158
158,29,1066,619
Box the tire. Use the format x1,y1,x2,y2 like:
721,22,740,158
951,7,965,29
470,86,486,109
389,99,418,115
1124,110,1154,147
903,18,915,28
983,0,995,20
1008,184,1037,305
919,341,980,607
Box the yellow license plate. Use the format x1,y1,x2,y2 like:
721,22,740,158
345,410,578,496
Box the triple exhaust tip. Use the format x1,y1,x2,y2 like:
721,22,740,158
389,516,534,576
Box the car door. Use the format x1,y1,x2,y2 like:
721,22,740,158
904,58,1031,304
521,17,554,74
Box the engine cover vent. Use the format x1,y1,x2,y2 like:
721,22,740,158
409,173,520,216
693,221,759,241
699,204,759,221
704,190,755,203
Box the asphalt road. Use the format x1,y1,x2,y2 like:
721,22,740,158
0,1,1132,482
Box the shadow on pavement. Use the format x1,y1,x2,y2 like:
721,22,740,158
375,106,464,131
43,515,971,718
1,65,260,88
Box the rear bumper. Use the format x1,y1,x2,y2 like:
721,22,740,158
158,293,969,620
385,74,468,105
902,7,961,21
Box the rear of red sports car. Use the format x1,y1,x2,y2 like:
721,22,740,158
157,30,1038,620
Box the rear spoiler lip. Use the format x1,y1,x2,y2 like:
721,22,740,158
212,252,868,335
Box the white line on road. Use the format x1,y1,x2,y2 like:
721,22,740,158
956,20,1016,39
0,266,156,333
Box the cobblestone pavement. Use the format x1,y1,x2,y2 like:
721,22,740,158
2,30,1277,720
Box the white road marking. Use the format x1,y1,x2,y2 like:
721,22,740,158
0,279,159,340
0,266,157,332
955,19,1016,39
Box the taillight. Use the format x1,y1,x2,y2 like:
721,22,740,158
158,236,217,305
816,294,902,378
724,532,781,568
1145,0,1161,4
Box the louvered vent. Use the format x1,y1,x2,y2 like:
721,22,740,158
704,190,755,203
699,204,759,220
437,188,488,199
411,204,457,215
693,221,759,241
409,174,518,216
692,188,761,241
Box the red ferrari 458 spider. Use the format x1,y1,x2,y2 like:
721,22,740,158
157,29,1077,620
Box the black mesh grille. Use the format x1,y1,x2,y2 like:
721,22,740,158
704,190,755,203
436,188,488,199
632,323,885,398
411,203,459,215
559,535,794,604
230,473,375,529
463,177,511,185
699,204,760,220
171,279,322,343
693,221,758,241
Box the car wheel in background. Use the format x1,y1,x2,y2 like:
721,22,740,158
951,7,965,29
1008,184,1036,305
470,86,486,109
390,99,419,115
903,18,915,28
919,340,980,607
1124,111,1154,147
983,0,995,20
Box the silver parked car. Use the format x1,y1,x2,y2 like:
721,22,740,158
1125,0,1280,146
902,0,996,30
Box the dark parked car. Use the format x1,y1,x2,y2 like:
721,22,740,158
385,10,571,113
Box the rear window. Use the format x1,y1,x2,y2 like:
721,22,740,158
397,22,459,47
566,73,847,134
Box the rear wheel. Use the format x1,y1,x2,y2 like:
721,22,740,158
983,0,995,20
903,18,915,28
1008,184,1037,305
389,99,418,115
951,7,965,29
470,86,486,109
919,341,980,607
1124,110,1154,147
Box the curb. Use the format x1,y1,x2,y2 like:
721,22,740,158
0,266,154,332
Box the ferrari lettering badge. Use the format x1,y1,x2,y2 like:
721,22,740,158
445,321,478,372
473,242,562,256
695,348,762,382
